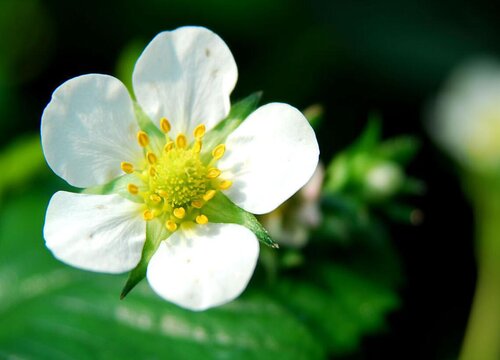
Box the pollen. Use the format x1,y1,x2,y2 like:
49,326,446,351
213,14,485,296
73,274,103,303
137,131,150,147
212,144,225,159
219,180,233,190
166,220,178,232
196,214,208,224
120,121,233,232
194,124,206,139
173,207,186,219
191,200,203,208
127,183,139,195
164,141,174,152
150,194,162,203
147,152,157,164
193,140,202,153
176,134,187,149
160,117,171,133
203,190,216,201
143,209,154,221
121,162,134,174
207,168,221,179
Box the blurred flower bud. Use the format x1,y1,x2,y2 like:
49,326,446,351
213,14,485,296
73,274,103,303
259,163,324,248
364,161,404,200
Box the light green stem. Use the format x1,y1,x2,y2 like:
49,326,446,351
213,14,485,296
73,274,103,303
460,180,500,360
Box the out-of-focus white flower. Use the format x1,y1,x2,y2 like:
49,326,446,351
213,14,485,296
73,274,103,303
260,164,324,248
41,26,319,310
431,60,500,173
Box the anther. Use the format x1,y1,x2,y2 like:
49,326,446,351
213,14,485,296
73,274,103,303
173,207,186,219
176,134,187,149
193,140,202,153
120,162,134,174
212,144,226,159
127,183,139,195
219,180,233,190
191,200,203,209
147,152,157,164
158,190,169,198
150,194,162,203
207,168,221,179
149,167,157,177
166,220,178,232
193,124,206,139
196,214,208,225
160,117,171,133
164,141,174,152
143,210,154,221
203,189,216,201
137,131,150,147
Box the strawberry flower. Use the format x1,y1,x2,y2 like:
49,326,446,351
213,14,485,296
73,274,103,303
41,26,319,310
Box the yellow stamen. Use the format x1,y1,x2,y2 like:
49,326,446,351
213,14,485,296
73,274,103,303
158,190,169,198
191,200,203,209
137,131,150,147
173,207,186,219
120,162,134,174
147,152,157,164
143,210,154,221
127,183,139,195
207,168,221,179
160,117,171,133
203,189,216,201
166,220,178,232
149,167,157,177
164,141,174,152
212,144,226,159
150,194,162,203
196,214,208,225
219,180,233,190
194,124,206,139
176,134,187,149
193,140,202,153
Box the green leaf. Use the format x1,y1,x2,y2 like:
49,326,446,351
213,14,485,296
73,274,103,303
203,192,278,248
377,136,420,165
201,92,262,162
272,237,402,356
121,219,169,299
351,114,381,152
0,191,324,359
0,135,46,200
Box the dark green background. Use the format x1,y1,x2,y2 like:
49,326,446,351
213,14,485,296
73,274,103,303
2,0,498,358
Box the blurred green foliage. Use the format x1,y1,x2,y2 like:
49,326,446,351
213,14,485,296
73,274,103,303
3,0,489,357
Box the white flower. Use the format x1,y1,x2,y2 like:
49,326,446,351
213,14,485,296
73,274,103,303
41,26,319,310
431,59,500,173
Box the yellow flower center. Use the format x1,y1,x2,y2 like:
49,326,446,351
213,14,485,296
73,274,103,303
120,118,232,232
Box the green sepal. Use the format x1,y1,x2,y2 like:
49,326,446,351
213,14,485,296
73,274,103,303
202,192,278,248
121,219,170,299
82,174,142,203
201,92,262,162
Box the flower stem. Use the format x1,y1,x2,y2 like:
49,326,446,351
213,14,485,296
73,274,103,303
460,178,500,360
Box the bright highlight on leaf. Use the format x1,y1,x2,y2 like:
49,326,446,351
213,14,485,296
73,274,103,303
40,26,319,311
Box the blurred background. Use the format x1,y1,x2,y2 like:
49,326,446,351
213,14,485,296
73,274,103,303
2,0,500,359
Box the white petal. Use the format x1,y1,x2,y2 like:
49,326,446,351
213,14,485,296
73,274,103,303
218,103,320,214
44,191,146,274
41,74,143,188
146,223,259,311
132,26,238,137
